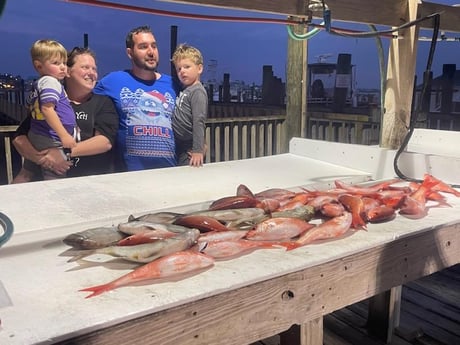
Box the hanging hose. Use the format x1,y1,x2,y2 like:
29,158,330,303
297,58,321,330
393,13,444,184
286,24,321,41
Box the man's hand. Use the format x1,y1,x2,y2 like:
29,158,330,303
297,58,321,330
37,148,71,175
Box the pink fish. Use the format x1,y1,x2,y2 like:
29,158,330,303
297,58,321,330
338,194,367,230
307,195,339,211
201,239,283,259
254,188,296,202
425,174,460,197
80,251,215,298
209,195,258,211
118,229,176,246
245,217,314,241
173,214,229,232
399,174,440,219
334,178,401,196
365,205,396,223
198,230,248,242
361,196,381,213
236,184,255,198
256,198,280,213
320,202,345,218
276,192,311,211
288,212,353,250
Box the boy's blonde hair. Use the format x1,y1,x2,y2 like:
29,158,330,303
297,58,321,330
31,39,67,64
172,44,203,66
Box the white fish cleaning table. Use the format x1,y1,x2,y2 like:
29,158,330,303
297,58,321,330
1,137,459,345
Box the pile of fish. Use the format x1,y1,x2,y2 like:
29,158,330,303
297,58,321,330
62,174,460,298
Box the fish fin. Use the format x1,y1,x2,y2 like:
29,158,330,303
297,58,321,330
283,242,303,251
67,251,94,263
197,241,208,252
128,214,136,222
79,282,114,298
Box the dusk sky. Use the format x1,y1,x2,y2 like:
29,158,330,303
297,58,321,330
0,0,459,88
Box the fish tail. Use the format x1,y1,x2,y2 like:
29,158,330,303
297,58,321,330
79,282,115,298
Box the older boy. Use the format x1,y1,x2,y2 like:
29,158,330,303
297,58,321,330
171,44,208,167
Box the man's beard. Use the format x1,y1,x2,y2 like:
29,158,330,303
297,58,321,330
134,58,157,71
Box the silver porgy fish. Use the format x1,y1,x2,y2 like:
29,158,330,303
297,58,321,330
63,226,126,250
128,211,184,224
69,228,201,263
190,207,266,223
117,221,192,235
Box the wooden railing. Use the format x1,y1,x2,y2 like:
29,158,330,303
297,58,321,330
0,116,286,184
308,117,381,145
205,116,285,163
4,104,460,185
0,99,28,123
0,125,19,184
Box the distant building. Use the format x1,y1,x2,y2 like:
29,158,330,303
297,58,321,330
414,64,460,114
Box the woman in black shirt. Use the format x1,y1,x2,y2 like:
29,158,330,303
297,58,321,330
13,47,118,182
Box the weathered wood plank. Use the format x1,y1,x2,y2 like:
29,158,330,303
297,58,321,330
284,21,307,151
155,0,460,32
404,273,460,313
381,0,420,149
400,300,460,345
403,299,460,338
325,308,413,345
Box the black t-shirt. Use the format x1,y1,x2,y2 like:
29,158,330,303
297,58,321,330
16,93,119,178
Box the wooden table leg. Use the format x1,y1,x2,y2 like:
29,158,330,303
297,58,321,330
280,317,323,345
367,286,402,343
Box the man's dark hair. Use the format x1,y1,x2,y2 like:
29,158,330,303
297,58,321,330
126,25,153,49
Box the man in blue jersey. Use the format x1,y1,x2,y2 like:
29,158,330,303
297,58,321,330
94,25,178,171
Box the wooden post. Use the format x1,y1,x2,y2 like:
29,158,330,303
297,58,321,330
284,17,308,152
170,25,178,84
380,0,420,149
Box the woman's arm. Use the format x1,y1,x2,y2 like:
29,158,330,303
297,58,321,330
70,95,118,157
13,134,46,165
70,131,112,157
